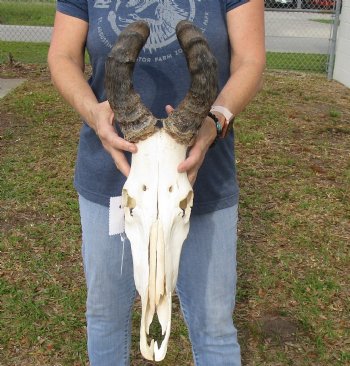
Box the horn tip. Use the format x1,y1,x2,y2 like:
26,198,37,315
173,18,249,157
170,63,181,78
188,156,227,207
176,20,193,33
125,20,150,37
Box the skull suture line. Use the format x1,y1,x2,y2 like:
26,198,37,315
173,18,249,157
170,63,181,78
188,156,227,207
105,20,218,361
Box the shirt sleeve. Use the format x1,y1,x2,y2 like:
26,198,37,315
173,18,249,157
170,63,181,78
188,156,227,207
56,0,88,22
226,0,250,11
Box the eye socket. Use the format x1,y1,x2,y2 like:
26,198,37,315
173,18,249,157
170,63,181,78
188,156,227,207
179,191,193,217
126,195,136,209
179,197,187,211
123,190,136,217
142,185,147,191
168,186,173,192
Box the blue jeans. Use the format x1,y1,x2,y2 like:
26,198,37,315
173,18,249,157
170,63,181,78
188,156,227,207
79,195,241,366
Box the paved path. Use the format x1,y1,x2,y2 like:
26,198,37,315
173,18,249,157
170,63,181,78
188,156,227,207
265,10,332,53
0,78,26,99
0,11,333,53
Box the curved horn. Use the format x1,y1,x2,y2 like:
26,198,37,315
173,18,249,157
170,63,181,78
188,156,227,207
105,21,157,142
163,21,218,145
105,20,218,145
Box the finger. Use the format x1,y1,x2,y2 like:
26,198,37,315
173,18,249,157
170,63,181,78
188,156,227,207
111,150,131,177
102,126,137,153
97,114,137,153
112,135,137,153
178,160,190,173
188,171,197,186
109,110,115,124
177,149,201,173
165,104,175,115
100,100,111,107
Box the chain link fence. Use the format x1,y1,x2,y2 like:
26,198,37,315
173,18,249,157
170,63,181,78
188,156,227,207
265,0,341,74
0,0,54,63
0,0,342,75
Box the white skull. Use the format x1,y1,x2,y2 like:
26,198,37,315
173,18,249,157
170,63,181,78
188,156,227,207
105,20,217,362
122,130,193,361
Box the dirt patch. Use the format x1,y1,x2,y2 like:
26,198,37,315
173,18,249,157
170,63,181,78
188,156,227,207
0,62,50,80
259,314,300,343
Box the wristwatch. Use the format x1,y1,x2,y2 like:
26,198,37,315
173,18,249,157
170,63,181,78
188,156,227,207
210,105,235,138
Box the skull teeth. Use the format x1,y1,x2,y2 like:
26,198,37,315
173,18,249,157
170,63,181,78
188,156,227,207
140,219,172,361
140,291,172,361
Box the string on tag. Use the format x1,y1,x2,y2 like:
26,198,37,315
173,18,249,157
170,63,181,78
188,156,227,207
120,232,126,275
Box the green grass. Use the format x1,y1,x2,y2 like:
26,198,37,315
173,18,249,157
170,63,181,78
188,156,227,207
267,51,328,72
0,41,49,64
0,41,91,65
0,1,55,26
310,18,334,24
1,67,349,365
233,71,350,365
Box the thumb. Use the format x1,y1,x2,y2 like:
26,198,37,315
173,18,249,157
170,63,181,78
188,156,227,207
165,104,174,115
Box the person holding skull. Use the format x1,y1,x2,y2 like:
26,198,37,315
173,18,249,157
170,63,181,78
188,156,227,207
48,0,265,365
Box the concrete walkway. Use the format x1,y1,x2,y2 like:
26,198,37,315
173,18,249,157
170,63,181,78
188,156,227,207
0,78,26,99
265,10,332,53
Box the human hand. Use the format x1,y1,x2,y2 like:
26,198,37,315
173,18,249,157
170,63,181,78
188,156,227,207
165,105,217,186
92,101,137,177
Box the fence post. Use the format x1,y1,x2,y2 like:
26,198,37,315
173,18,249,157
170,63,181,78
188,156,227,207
327,0,342,80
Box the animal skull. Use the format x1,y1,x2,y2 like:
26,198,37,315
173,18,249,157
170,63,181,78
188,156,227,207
105,20,217,361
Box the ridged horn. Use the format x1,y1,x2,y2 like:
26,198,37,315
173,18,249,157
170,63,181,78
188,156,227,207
105,21,157,143
105,20,218,145
163,20,218,145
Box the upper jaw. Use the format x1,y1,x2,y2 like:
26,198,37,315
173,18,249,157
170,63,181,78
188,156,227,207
123,131,192,361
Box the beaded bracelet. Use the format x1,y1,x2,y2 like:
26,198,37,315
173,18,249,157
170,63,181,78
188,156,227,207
207,111,222,148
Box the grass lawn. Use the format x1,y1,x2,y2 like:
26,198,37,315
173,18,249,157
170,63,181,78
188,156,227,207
267,52,328,73
0,41,50,64
0,42,92,65
0,64,349,365
0,1,55,26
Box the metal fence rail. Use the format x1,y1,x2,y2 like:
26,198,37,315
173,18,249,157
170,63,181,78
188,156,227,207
0,0,343,76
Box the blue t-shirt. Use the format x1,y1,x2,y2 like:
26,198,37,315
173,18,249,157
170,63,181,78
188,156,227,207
57,0,248,214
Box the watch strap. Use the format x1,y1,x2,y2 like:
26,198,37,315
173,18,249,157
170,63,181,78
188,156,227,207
210,105,234,122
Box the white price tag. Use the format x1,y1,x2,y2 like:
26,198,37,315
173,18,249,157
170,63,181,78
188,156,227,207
109,196,125,236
